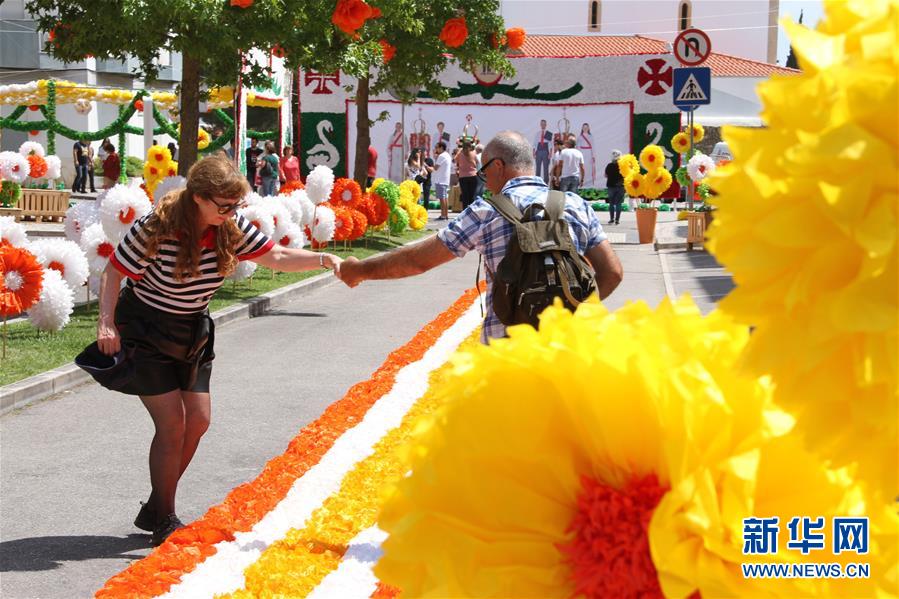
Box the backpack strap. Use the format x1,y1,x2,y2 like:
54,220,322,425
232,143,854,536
485,193,525,225
544,190,566,223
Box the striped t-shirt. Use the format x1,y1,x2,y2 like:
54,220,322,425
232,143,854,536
110,214,274,314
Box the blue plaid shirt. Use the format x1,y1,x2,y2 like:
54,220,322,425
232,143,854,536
438,176,607,342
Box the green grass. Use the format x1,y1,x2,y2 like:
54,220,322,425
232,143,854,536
0,230,431,386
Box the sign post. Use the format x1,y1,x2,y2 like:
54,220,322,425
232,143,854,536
672,28,712,211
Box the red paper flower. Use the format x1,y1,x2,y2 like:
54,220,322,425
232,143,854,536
230,0,254,8
505,27,526,50
26,155,48,179
118,207,136,225
28,105,40,112
379,39,396,63
29,130,38,137
0,245,44,317
439,17,468,48
272,45,286,58
332,0,376,36
96,242,114,258
489,32,505,49
134,99,144,112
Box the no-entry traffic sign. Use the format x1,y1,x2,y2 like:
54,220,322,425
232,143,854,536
673,28,712,66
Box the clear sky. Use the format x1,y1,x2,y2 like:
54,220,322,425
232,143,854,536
777,0,824,64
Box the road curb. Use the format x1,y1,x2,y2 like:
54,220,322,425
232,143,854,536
0,270,340,416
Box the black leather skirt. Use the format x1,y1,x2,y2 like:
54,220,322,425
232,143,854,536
113,287,215,396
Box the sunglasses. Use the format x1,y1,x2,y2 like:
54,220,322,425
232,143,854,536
477,157,503,182
205,197,245,215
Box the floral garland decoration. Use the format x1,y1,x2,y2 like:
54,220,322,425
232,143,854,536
0,245,44,317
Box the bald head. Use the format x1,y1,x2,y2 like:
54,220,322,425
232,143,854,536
483,131,535,174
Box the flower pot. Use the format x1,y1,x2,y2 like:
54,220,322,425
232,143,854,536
635,207,658,244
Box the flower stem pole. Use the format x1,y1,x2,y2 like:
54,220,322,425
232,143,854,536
687,108,695,211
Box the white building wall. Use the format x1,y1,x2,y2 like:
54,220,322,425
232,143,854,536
500,0,777,62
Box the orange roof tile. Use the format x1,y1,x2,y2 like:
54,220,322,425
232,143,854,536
514,35,799,78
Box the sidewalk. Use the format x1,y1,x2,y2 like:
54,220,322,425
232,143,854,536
0,210,730,598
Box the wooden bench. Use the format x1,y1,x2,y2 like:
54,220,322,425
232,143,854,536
15,189,70,223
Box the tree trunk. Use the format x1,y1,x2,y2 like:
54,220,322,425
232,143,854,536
178,54,201,176
353,74,371,187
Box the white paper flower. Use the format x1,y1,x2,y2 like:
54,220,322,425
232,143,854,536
226,260,257,282
99,184,151,243
0,216,29,248
74,98,92,114
293,190,315,228
152,175,187,204
0,151,30,183
267,200,293,242
65,202,100,244
275,223,307,249
28,269,74,332
278,192,305,227
238,205,275,238
687,152,716,182
312,204,336,243
79,223,116,274
305,165,335,205
243,191,266,207
28,238,90,291
19,141,45,157
44,155,62,180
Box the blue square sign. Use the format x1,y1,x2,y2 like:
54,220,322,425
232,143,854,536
673,67,711,111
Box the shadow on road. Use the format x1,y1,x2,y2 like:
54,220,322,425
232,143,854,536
0,534,148,572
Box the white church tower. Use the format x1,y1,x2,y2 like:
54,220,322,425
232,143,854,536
499,0,781,64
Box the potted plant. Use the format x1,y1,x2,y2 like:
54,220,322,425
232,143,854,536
618,146,672,244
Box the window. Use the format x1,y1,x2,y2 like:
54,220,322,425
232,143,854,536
156,49,171,67
588,1,601,32
679,0,692,31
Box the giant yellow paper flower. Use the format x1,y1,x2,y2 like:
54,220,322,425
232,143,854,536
705,0,898,494
639,144,665,171
376,298,898,598
617,153,639,178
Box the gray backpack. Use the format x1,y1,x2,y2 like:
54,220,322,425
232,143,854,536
485,191,597,328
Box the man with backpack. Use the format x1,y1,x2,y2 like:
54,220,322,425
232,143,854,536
336,130,623,342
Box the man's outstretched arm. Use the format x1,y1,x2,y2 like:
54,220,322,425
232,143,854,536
339,235,457,288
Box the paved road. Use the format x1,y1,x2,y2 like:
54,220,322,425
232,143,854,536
0,216,730,598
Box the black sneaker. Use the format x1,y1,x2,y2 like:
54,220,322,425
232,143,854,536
134,501,156,532
151,513,184,546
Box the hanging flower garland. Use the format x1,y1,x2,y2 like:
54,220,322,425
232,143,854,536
0,245,44,317
329,178,362,209
439,16,469,48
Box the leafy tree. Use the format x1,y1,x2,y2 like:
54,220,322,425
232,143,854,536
275,0,516,183
28,0,286,175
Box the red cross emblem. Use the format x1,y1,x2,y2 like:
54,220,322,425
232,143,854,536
637,59,673,96
304,70,340,95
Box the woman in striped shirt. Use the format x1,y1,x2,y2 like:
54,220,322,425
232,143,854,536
97,156,342,545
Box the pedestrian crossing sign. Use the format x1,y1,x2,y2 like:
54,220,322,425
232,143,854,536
673,67,711,110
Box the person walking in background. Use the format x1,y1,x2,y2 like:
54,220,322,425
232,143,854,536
245,138,263,192
98,137,111,162
102,142,121,189
432,142,451,220
94,156,342,546
455,139,479,210
281,146,301,183
72,138,89,194
258,141,280,196
367,145,378,187
420,155,434,206
558,137,585,193
86,141,97,193
533,119,553,183
550,139,564,191
605,150,625,225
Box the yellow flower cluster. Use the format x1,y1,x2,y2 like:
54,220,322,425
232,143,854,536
397,180,428,230
142,145,176,196
706,0,898,494
619,145,671,200
376,298,898,598
225,332,482,598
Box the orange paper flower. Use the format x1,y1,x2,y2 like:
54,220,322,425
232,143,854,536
329,177,362,208
26,155,48,179
230,0,254,8
349,209,368,240
332,0,376,36
439,17,468,48
379,39,396,63
505,27,526,50
278,180,305,195
332,206,354,241
0,245,44,317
